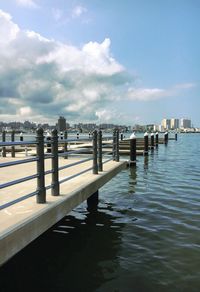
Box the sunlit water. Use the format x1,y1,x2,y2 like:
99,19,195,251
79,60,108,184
1,134,200,292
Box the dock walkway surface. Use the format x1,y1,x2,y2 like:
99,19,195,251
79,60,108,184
0,155,126,266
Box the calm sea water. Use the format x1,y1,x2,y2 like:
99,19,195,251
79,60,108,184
1,134,200,292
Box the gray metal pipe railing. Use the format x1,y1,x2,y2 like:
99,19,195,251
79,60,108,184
0,174,38,189
2,131,6,157
0,157,38,168
92,130,98,174
36,128,46,203
98,130,103,171
0,128,119,209
11,130,15,158
51,129,59,196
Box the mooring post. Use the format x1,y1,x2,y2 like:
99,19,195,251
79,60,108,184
175,132,178,141
77,132,79,139
112,129,116,161
51,129,59,196
129,132,136,166
98,130,103,171
93,130,98,174
144,132,149,156
164,132,168,145
46,132,51,153
36,128,46,203
11,130,15,158
60,131,63,140
87,190,99,211
2,130,6,157
151,133,154,150
155,132,159,148
20,132,23,141
64,130,68,159
116,129,119,162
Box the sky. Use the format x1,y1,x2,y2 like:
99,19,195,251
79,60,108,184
0,0,199,126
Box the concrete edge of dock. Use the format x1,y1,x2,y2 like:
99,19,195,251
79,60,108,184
0,160,127,266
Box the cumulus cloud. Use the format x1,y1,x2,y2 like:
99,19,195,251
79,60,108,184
0,9,196,124
0,9,127,122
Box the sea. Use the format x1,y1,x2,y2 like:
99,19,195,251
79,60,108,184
1,133,200,292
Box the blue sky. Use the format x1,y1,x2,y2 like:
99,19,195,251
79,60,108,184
0,0,199,126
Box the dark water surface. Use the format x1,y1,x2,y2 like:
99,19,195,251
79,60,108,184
1,134,200,292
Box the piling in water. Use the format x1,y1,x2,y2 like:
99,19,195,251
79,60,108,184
129,132,136,166
144,132,149,156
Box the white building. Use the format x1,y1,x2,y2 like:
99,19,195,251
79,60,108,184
161,119,171,130
170,118,179,130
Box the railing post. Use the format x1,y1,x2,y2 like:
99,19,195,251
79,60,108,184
11,130,15,158
2,131,6,157
92,130,98,174
112,129,116,161
98,130,103,171
51,129,59,196
144,132,149,156
129,132,136,166
64,130,68,159
46,132,51,153
164,132,168,145
116,129,119,162
151,133,154,150
36,128,46,203
155,132,159,147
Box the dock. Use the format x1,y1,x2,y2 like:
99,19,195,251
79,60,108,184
0,157,126,266
0,129,175,266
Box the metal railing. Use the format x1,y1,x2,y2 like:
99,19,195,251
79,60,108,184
0,129,120,210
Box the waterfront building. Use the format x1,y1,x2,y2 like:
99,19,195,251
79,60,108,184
161,119,171,130
170,118,179,130
180,118,191,129
57,116,66,132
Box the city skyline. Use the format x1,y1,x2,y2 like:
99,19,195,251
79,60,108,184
0,1,199,126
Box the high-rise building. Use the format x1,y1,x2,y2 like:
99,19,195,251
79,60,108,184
170,118,179,130
57,116,66,132
161,119,171,130
180,118,191,128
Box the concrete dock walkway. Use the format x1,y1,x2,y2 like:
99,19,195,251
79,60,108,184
0,156,126,266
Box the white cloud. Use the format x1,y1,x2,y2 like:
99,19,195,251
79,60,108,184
127,87,165,101
16,0,38,8
127,83,196,102
18,106,32,116
37,38,124,75
72,5,87,18
95,109,115,122
0,10,19,44
0,9,196,124
0,10,126,122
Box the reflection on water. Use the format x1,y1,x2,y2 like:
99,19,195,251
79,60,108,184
1,205,124,292
1,134,200,292
128,166,137,194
